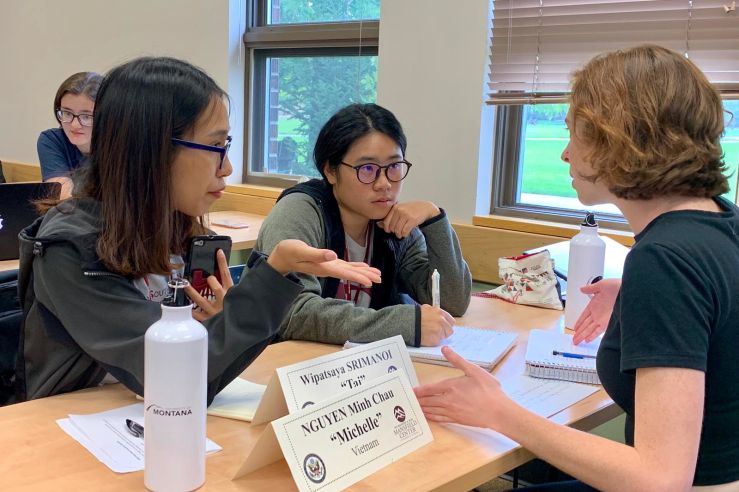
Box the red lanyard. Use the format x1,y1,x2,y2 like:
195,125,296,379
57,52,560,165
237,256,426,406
342,225,372,305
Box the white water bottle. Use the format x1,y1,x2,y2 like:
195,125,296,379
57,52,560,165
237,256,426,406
144,279,208,491
564,212,606,329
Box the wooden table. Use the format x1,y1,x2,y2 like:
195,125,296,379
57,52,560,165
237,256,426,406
0,211,264,274
0,259,17,272
205,211,264,251
0,297,620,491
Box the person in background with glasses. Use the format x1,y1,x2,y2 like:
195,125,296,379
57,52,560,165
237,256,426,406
255,103,472,348
16,57,380,402
37,72,103,199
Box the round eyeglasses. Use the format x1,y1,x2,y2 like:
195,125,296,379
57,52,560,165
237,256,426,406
171,136,232,170
339,160,412,184
56,109,93,127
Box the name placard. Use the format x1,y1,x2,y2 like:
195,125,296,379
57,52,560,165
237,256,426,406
234,372,433,491
251,335,418,424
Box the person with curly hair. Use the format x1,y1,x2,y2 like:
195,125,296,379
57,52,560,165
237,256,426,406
415,45,739,490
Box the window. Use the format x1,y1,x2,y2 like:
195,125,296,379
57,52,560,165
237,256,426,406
244,0,380,185
725,100,739,202
266,0,379,24
487,1,739,225
495,101,739,224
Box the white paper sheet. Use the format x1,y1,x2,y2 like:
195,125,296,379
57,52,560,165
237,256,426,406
57,403,221,473
446,375,600,445
208,378,266,421
503,374,600,418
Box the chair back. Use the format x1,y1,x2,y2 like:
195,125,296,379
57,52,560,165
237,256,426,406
0,269,21,405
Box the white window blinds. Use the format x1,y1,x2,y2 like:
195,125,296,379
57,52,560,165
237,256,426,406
487,0,739,104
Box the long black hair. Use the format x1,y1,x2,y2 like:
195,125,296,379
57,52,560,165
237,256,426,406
79,56,227,276
313,103,407,180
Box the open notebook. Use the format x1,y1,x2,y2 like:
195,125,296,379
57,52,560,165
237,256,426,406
136,377,266,422
344,326,518,371
524,329,601,385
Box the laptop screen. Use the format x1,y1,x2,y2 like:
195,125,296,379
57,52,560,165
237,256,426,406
0,182,61,261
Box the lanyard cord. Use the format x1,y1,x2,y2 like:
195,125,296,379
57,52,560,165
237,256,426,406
343,224,373,305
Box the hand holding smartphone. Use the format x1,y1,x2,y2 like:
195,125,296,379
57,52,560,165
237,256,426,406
185,235,233,300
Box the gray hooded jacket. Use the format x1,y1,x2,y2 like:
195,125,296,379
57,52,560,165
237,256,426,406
16,198,302,403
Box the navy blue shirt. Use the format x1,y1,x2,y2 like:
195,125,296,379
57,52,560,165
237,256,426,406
37,128,85,180
597,196,739,486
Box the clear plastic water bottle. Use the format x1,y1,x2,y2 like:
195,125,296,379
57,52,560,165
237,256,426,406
564,212,606,329
144,279,207,491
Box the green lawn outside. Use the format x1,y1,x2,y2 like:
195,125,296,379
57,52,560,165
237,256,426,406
520,123,575,198
521,123,739,201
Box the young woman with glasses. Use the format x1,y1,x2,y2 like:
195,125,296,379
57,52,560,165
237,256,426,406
16,57,379,402
37,72,103,199
255,103,472,348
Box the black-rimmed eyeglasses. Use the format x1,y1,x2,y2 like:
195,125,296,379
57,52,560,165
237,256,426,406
171,136,232,170
56,109,94,127
340,160,412,184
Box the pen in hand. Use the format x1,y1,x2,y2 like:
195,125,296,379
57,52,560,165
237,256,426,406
552,350,597,360
125,418,144,439
431,269,441,308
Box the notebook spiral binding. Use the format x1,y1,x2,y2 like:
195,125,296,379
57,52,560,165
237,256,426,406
525,361,601,385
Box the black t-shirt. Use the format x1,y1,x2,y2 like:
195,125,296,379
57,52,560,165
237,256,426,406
597,196,739,486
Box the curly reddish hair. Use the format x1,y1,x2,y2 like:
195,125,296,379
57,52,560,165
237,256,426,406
569,45,729,199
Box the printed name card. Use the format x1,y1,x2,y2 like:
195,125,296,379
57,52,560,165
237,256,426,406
234,371,433,491
251,335,418,424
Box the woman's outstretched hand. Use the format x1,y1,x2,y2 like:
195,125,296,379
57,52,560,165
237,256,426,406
268,238,381,286
413,346,510,429
573,278,621,344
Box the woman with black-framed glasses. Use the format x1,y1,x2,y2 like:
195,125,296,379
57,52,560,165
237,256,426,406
37,71,103,199
255,103,472,348
16,57,380,403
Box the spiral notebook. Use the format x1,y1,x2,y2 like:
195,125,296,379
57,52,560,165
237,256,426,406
344,326,518,371
524,329,601,385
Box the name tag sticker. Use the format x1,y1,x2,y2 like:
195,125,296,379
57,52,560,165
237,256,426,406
234,371,433,491
252,335,418,424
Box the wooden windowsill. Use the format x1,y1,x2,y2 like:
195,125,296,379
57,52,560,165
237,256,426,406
473,215,634,247
224,183,282,199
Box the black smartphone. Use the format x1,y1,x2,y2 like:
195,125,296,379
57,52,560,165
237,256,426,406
185,235,232,299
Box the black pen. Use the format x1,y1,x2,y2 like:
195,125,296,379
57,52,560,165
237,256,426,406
552,350,597,360
125,418,144,438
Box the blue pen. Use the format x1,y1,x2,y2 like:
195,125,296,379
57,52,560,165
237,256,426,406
552,350,596,360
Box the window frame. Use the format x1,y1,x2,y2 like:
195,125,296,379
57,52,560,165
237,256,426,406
492,100,739,228
490,104,629,231
243,0,379,187
486,1,739,226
